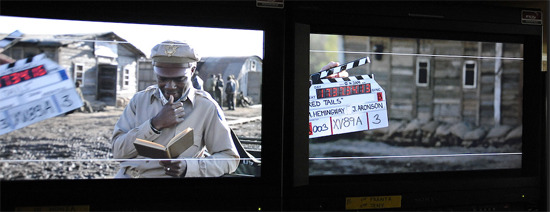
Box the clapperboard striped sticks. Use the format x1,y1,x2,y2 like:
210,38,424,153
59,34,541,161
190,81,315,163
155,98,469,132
319,74,374,84
308,57,388,139
310,57,370,85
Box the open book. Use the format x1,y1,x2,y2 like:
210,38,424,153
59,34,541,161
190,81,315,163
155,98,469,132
133,127,194,158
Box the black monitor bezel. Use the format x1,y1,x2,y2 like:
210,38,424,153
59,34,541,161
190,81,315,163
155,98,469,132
0,1,285,211
286,2,545,210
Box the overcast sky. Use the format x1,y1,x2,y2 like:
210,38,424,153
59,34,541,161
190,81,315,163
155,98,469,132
0,15,264,59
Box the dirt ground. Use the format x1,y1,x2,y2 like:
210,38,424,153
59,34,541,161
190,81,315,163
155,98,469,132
1,102,522,179
0,104,261,180
309,138,522,176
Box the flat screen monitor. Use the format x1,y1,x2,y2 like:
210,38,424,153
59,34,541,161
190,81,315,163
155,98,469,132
0,1,288,210
289,3,545,210
309,33,525,176
0,16,264,179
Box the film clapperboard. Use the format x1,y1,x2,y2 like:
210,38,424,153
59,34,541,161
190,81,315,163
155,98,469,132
309,57,388,139
0,53,83,135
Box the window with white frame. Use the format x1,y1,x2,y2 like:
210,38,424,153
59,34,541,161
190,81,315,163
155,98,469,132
416,59,430,87
123,68,130,88
74,63,84,83
463,61,477,88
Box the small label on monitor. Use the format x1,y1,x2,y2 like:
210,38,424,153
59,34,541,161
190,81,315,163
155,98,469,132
346,195,402,210
521,10,542,25
256,0,284,9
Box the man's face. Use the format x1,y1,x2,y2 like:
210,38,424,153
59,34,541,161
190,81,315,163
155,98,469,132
154,63,194,101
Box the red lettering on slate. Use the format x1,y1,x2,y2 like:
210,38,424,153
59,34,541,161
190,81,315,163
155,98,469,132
365,83,371,93
31,65,47,78
0,65,48,89
0,75,11,88
18,70,32,81
9,73,21,85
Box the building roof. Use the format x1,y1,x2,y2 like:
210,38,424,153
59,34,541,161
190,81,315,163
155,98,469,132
0,30,23,52
0,31,146,58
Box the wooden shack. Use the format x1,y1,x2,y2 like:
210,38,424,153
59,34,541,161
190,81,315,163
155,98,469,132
318,35,523,128
0,32,146,106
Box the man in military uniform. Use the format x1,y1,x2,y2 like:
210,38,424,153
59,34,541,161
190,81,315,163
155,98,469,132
215,73,224,107
111,40,239,178
204,74,216,99
75,80,94,113
225,75,237,110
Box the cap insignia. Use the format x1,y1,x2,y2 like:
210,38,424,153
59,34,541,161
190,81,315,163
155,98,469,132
164,44,179,57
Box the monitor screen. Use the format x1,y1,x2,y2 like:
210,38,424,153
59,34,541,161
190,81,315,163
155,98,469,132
309,33,523,176
0,15,264,179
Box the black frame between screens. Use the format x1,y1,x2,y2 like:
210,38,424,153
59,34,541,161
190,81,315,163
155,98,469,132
0,1,284,211
286,1,546,211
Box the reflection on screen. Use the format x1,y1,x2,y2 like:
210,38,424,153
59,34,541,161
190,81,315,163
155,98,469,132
0,16,263,179
309,34,523,176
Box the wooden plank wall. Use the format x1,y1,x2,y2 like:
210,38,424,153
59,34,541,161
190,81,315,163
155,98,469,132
501,44,523,126
390,38,416,120
342,36,523,127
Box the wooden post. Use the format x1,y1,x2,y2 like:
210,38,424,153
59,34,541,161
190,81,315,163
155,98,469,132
494,43,502,126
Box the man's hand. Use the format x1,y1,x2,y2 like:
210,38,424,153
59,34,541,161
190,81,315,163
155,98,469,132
160,160,187,177
151,95,185,130
321,61,349,78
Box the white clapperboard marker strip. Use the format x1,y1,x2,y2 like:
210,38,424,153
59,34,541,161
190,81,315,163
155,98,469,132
316,57,370,81
320,75,374,84
0,54,46,75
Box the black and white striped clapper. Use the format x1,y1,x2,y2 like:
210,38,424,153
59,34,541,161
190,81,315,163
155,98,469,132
311,57,370,85
319,74,375,84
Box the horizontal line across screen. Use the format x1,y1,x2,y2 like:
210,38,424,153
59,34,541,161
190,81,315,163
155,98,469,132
310,50,524,61
309,152,522,160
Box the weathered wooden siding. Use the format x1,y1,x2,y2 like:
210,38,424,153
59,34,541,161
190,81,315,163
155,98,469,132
339,35,523,128
58,43,97,99
479,43,496,126
462,41,481,125
366,37,391,91
342,36,369,76
116,45,139,100
368,37,391,113
138,60,155,91
501,43,523,126
4,33,146,107
389,38,416,120
3,45,57,61
416,39,434,122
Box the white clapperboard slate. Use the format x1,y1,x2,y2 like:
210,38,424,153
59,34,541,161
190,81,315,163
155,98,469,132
0,53,83,135
309,57,388,139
